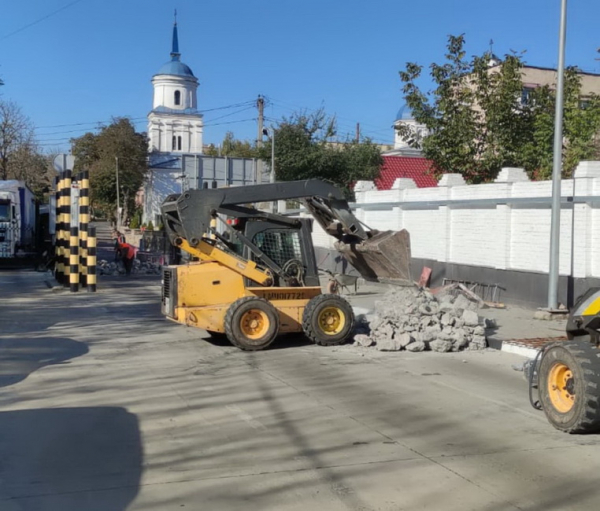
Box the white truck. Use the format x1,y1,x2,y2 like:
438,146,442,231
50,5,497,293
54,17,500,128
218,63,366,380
0,180,36,258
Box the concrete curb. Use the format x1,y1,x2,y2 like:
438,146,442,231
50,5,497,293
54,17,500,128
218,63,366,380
487,335,559,359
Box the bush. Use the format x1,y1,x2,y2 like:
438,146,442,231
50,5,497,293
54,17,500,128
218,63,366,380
147,220,154,231
130,216,140,229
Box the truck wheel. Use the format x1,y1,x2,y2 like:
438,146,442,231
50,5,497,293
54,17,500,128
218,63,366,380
225,297,280,351
538,340,600,433
303,294,354,346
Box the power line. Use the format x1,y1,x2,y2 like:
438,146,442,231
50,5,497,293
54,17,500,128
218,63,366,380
34,117,257,146
0,0,87,41
203,105,255,124
34,100,257,131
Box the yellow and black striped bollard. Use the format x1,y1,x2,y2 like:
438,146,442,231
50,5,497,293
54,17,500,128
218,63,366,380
54,173,63,283
62,169,72,288
79,171,89,287
87,226,97,292
69,226,79,292
54,172,62,282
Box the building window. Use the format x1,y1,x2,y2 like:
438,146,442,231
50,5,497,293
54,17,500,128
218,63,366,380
172,136,176,150
177,136,182,150
521,87,535,106
174,90,181,105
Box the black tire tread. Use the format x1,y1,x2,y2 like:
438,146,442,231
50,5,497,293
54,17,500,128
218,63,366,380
540,340,600,434
224,296,279,351
302,294,354,346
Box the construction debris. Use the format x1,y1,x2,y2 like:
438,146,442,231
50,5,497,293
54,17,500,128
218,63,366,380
353,286,491,352
97,259,162,276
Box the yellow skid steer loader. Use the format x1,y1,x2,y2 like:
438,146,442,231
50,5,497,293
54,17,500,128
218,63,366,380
160,179,411,351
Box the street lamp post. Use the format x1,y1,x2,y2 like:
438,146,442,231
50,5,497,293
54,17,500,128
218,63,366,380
262,128,277,212
547,0,568,310
262,127,275,183
115,156,121,228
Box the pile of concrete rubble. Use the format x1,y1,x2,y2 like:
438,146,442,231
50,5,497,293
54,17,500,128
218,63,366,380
353,286,493,352
97,259,162,276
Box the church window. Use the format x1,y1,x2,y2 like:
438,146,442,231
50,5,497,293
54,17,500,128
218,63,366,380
177,136,182,150
172,136,176,150
174,90,181,105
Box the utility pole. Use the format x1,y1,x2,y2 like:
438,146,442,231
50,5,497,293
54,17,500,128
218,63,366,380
257,95,265,147
547,0,568,310
256,95,265,184
115,156,120,228
355,122,360,143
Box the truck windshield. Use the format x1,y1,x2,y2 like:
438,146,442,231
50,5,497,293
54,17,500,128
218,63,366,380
0,203,10,222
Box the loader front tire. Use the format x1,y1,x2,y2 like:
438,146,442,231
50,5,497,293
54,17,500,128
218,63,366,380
303,294,354,346
538,340,600,433
225,297,280,351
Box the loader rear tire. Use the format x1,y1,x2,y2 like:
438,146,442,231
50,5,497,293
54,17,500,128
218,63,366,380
225,297,279,351
538,339,600,434
303,294,354,346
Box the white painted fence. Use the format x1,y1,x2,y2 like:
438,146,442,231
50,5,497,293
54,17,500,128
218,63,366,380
310,161,600,279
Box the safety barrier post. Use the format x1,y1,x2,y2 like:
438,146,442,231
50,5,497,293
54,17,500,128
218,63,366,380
63,169,72,287
79,170,89,286
69,226,79,292
56,171,65,284
87,226,97,292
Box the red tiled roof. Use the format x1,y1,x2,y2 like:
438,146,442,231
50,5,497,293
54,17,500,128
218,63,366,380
375,156,438,190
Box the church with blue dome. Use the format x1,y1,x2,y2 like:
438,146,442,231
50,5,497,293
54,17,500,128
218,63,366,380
387,103,428,156
147,18,203,154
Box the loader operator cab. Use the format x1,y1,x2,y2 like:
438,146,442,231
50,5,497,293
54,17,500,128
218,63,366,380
229,216,320,288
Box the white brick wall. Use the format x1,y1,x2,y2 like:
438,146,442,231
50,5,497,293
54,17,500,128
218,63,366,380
313,162,600,278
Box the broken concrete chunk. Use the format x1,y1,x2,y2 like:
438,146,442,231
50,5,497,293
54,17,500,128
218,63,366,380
470,335,487,349
418,303,439,316
397,333,414,347
353,334,375,347
406,341,426,352
430,339,453,352
473,325,485,336
376,338,402,351
441,313,455,326
462,309,480,327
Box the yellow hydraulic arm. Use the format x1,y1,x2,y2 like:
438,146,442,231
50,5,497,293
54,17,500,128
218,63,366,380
176,237,273,287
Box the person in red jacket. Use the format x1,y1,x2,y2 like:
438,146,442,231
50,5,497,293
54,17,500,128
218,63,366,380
115,241,137,276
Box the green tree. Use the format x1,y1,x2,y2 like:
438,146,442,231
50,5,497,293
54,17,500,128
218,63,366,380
71,118,148,223
520,69,600,179
398,35,600,182
204,131,259,158
260,109,382,196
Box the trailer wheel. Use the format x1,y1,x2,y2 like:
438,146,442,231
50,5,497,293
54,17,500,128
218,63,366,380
303,294,354,346
225,297,279,351
538,340,600,433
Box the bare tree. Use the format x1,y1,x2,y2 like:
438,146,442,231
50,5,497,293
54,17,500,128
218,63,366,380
0,100,35,180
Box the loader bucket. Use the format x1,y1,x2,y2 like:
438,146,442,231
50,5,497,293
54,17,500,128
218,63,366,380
335,229,412,285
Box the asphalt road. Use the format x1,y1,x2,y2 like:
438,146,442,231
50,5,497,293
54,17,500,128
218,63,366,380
1,270,599,511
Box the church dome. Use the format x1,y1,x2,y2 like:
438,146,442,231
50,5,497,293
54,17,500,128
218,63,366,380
154,19,196,78
157,59,195,77
395,104,414,121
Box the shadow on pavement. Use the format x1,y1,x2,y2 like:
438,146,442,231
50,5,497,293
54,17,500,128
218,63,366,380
0,407,142,511
0,337,89,388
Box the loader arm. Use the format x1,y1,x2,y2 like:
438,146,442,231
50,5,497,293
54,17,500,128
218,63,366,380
161,179,412,284
161,180,368,246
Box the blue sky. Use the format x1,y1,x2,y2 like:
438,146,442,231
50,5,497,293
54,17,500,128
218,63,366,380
1,0,599,154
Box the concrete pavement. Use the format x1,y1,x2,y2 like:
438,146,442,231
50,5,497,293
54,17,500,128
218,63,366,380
1,270,599,510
